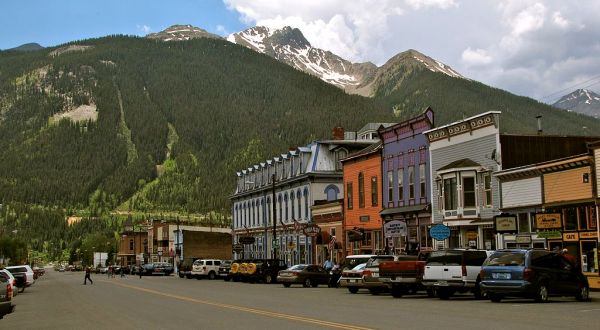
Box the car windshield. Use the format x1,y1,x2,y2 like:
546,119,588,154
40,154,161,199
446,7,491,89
288,265,307,271
484,251,525,266
366,256,394,267
426,250,462,266
351,263,367,271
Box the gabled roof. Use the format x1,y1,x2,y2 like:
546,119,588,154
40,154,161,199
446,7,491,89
438,158,481,171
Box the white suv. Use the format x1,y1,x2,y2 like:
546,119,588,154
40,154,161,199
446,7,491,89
191,259,222,280
5,265,35,288
422,249,492,299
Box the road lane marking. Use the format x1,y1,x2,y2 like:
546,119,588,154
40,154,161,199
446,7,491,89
107,281,373,330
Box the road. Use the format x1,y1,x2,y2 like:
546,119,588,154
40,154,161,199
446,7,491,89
2,269,600,329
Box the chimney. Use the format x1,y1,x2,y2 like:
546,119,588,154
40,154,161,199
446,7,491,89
536,115,542,135
332,127,345,140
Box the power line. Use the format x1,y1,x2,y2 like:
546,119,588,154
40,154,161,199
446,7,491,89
540,74,600,101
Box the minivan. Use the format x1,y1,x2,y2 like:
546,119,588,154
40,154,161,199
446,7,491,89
480,249,589,302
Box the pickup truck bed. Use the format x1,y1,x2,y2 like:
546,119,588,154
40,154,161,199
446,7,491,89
379,254,431,298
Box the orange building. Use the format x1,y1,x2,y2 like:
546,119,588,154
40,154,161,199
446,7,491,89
342,142,384,256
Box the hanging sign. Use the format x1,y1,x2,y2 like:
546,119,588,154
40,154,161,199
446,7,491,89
384,220,407,237
429,224,451,240
303,224,321,237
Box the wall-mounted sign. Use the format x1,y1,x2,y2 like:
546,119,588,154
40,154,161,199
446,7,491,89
516,235,532,244
467,231,478,240
360,215,370,222
384,220,407,237
429,224,451,240
232,244,243,253
537,230,562,239
580,232,598,239
238,236,255,244
563,232,579,242
535,213,562,229
303,224,321,237
494,215,517,233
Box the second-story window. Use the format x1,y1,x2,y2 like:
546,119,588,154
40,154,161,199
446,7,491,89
408,166,415,199
358,173,365,208
387,171,393,203
463,176,476,208
129,239,134,251
419,164,426,199
443,176,457,210
398,168,404,201
371,176,378,206
483,172,492,206
347,182,353,209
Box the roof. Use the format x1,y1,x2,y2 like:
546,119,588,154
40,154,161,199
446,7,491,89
358,122,396,135
341,141,382,162
423,111,501,134
380,204,429,216
494,154,591,181
438,158,481,171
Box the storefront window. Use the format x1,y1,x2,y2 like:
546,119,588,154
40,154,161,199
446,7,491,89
580,241,598,273
563,207,577,231
518,213,530,233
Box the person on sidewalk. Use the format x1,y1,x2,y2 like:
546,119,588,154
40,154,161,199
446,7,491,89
84,266,93,285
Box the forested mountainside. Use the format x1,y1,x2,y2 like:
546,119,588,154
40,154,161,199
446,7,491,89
0,36,391,213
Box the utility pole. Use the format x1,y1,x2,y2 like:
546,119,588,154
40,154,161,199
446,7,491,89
272,173,277,260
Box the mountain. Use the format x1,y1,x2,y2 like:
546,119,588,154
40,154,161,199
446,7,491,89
552,89,600,118
7,42,45,52
1,32,599,215
228,26,463,96
147,24,222,41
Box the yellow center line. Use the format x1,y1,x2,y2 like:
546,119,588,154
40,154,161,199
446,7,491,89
106,280,373,330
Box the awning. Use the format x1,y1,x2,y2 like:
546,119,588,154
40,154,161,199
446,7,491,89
380,204,430,216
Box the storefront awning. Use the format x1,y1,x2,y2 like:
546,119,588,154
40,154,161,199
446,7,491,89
380,204,429,216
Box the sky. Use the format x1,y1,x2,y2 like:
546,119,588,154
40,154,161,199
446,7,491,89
1,0,599,103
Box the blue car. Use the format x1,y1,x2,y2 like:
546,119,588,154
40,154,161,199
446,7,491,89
480,249,589,303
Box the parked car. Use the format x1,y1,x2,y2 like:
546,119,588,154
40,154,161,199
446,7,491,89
422,249,492,299
0,269,17,297
95,266,108,274
0,276,15,319
362,255,396,295
245,259,288,284
338,263,368,293
218,260,233,281
277,264,330,288
178,258,201,279
140,262,174,276
191,259,222,279
379,252,431,298
5,265,35,289
480,249,590,303
341,254,377,271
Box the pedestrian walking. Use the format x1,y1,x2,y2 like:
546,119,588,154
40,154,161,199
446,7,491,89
108,266,112,278
84,266,93,285
139,265,143,279
120,266,125,278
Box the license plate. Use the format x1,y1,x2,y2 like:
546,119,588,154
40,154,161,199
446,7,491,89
435,281,448,286
492,273,511,280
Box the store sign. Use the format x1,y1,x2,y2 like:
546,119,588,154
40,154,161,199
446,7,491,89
563,232,579,242
303,224,321,237
580,232,598,239
467,231,478,240
385,220,407,237
537,230,562,239
535,213,562,229
516,235,531,244
429,224,451,240
494,215,517,233
232,244,243,253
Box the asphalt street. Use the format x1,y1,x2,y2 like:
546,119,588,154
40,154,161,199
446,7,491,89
2,269,600,330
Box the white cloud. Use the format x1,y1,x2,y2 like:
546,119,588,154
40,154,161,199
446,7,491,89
461,48,493,67
404,0,458,10
216,24,229,35
137,24,151,34
224,0,600,100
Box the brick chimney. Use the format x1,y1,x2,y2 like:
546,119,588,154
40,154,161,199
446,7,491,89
332,126,345,140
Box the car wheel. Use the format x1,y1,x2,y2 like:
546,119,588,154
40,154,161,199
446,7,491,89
426,288,436,298
283,283,291,288
208,272,216,280
576,286,590,302
303,278,312,288
535,283,549,302
348,287,359,294
264,274,273,284
178,272,184,278
391,286,405,298
473,281,484,300
489,293,502,303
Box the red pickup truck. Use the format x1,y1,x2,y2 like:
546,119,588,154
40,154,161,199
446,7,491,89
378,252,431,298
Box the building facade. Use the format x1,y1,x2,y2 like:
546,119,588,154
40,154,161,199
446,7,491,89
379,109,434,254
425,111,501,250
231,130,375,266
342,142,384,256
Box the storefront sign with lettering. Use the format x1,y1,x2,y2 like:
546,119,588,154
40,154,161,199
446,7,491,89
535,213,562,229
563,232,579,242
494,215,517,233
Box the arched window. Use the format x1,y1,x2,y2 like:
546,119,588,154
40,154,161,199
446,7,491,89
266,197,271,225
284,193,289,222
291,192,295,219
278,194,283,224
304,188,310,218
297,190,302,220
251,200,255,227
358,172,365,208
324,184,340,201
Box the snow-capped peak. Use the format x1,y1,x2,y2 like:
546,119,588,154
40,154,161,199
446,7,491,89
553,88,600,118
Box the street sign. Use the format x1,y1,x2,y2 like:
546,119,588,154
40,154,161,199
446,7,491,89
303,224,321,237
429,224,451,240
238,236,255,244
232,244,243,253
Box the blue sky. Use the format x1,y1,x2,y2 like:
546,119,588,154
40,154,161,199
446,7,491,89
1,0,599,102
0,0,246,49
